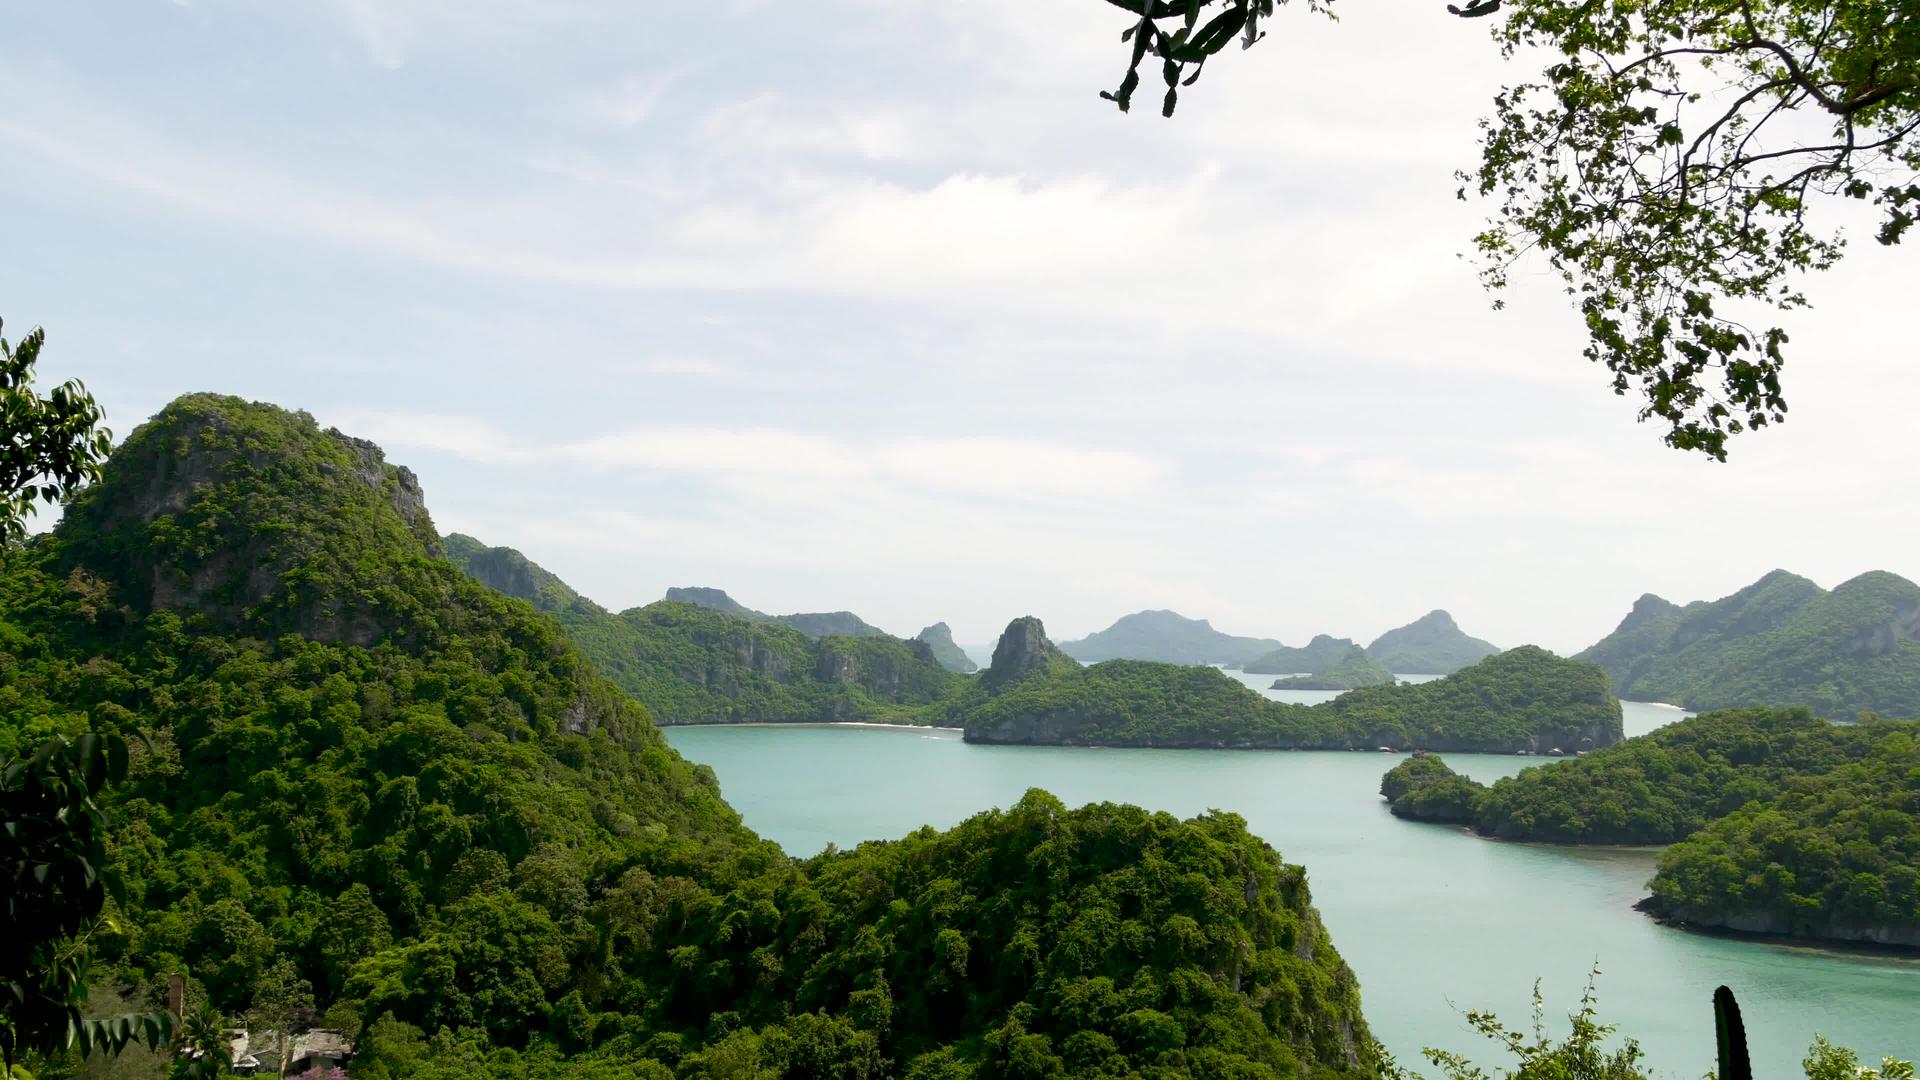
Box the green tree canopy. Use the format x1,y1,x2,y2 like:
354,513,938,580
1097,0,1919,459
0,733,172,1074
1,319,112,544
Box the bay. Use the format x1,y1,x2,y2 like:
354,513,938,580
665,716,1920,1080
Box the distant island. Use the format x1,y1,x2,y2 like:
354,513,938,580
1057,609,1281,666
1269,646,1396,691
915,621,979,673
1363,610,1499,674
447,538,964,725
1378,708,1920,949
953,618,1620,754
1241,634,1359,675
1576,568,1920,720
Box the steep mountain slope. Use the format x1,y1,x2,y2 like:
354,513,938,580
1364,611,1499,674
1576,569,1920,719
2,394,1382,1078
1242,634,1361,675
445,537,963,724
1058,609,1281,666
915,621,979,673
663,585,889,638
955,620,1619,753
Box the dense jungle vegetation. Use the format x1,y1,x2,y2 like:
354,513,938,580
1,394,1378,1079
1377,710,1920,946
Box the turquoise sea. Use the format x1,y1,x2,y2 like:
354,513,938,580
664,694,1920,1080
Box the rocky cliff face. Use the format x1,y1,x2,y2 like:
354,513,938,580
981,616,1077,690
56,395,447,647
445,534,591,614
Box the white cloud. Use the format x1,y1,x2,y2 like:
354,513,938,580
5,0,1917,654
580,70,685,128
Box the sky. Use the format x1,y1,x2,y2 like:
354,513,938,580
3,1,1915,655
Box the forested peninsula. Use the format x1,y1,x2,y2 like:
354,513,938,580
446,535,966,725
1,395,1381,1078
954,619,1620,754
1577,569,1920,720
1378,709,1920,949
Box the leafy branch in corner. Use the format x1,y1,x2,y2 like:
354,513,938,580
1096,0,1920,459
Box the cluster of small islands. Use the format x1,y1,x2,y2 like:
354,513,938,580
445,494,1920,954
4,393,1916,1079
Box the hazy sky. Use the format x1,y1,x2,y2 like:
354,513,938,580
5,1,1914,654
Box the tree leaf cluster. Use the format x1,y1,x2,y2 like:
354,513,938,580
0,321,112,547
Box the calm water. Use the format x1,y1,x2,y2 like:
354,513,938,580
665,705,1919,1079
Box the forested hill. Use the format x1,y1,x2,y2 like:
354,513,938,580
1380,708,1905,843
1379,710,1920,948
1269,646,1395,691
445,535,965,725
955,619,1620,753
662,584,890,639
916,621,980,673
1058,609,1282,666
1242,634,1361,675
2,394,1382,1078
1363,610,1499,674
1575,568,1920,719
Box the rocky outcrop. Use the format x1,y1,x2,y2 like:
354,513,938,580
445,534,591,614
330,430,441,558
57,394,445,647
915,622,979,673
980,616,1076,690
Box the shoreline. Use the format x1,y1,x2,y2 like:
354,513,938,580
1635,898,1920,960
663,721,961,732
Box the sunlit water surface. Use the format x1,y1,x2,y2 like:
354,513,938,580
664,698,1919,1079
